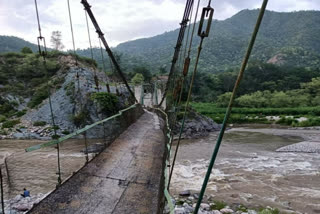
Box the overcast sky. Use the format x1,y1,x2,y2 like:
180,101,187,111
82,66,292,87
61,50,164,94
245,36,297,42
0,0,319,50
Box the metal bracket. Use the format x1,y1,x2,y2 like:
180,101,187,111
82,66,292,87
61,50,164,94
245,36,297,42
198,6,214,38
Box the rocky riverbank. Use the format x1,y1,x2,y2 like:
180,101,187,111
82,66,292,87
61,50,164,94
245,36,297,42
2,193,47,214
166,193,281,214
174,110,221,139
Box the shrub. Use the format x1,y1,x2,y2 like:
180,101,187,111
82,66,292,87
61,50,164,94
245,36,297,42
71,110,89,128
2,120,20,128
33,121,47,126
276,117,298,126
91,92,119,113
16,109,27,117
0,115,6,122
62,130,70,135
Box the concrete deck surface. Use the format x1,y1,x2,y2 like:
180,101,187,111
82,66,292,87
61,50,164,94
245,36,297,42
29,111,166,214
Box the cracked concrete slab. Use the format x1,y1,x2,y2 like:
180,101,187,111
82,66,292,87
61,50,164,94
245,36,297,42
29,111,166,214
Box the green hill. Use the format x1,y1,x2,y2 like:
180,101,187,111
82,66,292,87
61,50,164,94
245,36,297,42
1,10,320,73
0,36,40,53
115,9,320,72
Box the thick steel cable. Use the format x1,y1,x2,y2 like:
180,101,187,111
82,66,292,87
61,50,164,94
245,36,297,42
159,0,194,107
85,10,94,60
81,0,138,102
168,0,201,186
98,38,111,93
34,0,61,185
193,0,269,213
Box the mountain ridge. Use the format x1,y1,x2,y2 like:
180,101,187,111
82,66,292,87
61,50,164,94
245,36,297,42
1,9,320,72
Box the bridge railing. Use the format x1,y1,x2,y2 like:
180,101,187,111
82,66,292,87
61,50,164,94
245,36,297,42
0,103,143,213
154,108,175,214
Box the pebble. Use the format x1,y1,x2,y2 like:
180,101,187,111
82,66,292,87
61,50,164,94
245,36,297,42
179,190,191,197
200,203,210,211
220,208,234,213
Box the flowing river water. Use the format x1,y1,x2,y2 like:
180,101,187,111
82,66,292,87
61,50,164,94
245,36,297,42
0,128,319,213
0,138,103,206
170,127,320,214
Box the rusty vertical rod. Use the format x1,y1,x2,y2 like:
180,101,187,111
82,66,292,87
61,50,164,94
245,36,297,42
0,167,4,214
84,132,89,163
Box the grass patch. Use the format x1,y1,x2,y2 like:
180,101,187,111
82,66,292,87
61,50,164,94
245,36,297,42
210,200,226,210
2,119,20,128
33,121,47,126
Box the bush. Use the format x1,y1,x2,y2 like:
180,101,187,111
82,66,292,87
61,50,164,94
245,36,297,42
276,117,298,126
0,115,6,122
71,110,89,128
2,120,20,128
28,85,49,108
91,92,119,113
33,121,47,126
62,130,70,135
16,109,27,117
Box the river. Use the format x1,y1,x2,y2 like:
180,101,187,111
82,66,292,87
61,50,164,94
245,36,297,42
170,127,320,214
1,128,319,213
0,138,104,203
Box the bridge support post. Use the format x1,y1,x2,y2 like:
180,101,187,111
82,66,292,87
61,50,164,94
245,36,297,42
83,132,89,163
0,167,5,214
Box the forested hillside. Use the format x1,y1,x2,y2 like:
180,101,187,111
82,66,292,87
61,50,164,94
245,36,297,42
0,36,40,53
2,10,320,73
115,10,320,72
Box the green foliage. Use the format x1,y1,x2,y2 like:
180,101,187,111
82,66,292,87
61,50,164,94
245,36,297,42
15,109,27,117
71,110,89,128
91,92,119,113
210,201,226,210
2,119,20,128
21,47,33,54
27,85,49,108
0,115,7,122
258,208,280,214
62,130,70,135
33,121,47,126
115,10,320,73
131,73,144,85
276,117,298,126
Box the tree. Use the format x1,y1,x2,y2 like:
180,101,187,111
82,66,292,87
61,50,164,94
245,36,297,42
21,47,33,54
132,73,144,85
50,31,65,51
132,66,152,82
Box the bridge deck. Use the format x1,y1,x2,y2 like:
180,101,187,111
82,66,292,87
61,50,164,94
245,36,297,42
29,111,166,214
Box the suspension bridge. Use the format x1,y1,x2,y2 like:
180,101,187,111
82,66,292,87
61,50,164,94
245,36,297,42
0,0,269,213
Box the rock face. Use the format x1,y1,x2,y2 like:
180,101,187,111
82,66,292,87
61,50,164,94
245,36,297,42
3,57,133,140
174,110,220,139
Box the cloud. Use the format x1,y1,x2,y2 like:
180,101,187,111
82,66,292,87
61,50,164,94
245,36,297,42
0,0,319,49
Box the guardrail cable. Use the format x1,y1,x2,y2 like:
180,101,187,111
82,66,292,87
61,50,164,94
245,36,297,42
193,0,269,213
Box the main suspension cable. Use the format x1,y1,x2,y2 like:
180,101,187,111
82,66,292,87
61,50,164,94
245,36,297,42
194,0,269,213
81,0,138,103
168,0,202,187
84,9,100,91
158,0,194,107
99,38,111,93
